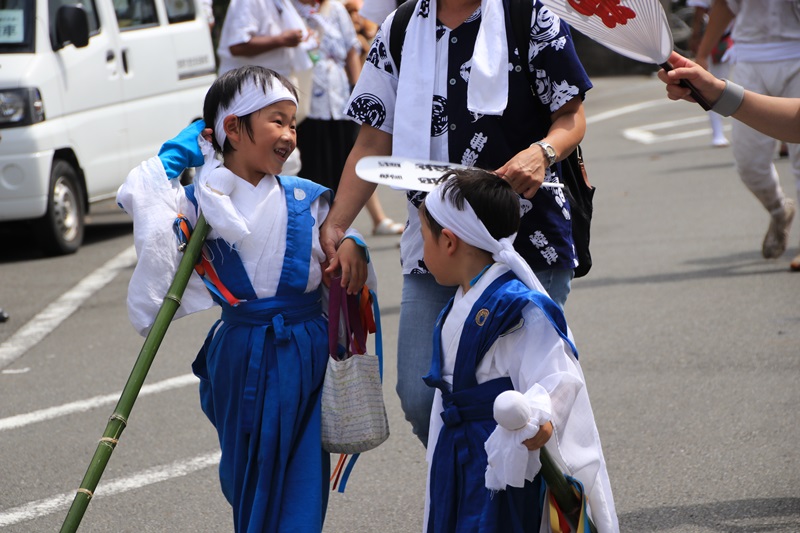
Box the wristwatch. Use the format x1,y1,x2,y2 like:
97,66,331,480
533,140,557,167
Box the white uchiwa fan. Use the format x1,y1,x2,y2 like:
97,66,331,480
354,156,565,192
540,0,712,109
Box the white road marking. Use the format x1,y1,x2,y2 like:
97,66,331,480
622,116,732,145
585,99,667,125
0,246,138,368
0,373,198,431
0,451,220,527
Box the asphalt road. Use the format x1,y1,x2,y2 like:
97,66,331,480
1,74,798,532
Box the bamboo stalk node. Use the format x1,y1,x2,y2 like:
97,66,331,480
109,413,128,426
164,294,182,305
76,488,93,500
99,437,119,447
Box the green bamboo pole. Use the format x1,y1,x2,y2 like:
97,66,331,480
540,447,598,533
60,214,210,533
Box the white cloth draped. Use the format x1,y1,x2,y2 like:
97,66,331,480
116,154,331,336
393,0,509,159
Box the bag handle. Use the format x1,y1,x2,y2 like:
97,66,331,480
328,277,350,360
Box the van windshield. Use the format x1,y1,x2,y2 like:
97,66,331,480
0,1,33,53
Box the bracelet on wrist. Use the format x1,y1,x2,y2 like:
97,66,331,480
711,79,745,117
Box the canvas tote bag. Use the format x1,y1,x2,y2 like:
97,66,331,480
320,280,389,455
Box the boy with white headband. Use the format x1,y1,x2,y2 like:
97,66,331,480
116,66,371,532
418,168,617,532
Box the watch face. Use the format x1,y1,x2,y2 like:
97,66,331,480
538,142,555,165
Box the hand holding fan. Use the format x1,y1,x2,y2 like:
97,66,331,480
540,0,712,110
355,156,564,192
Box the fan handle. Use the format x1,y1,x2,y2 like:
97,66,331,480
659,62,712,111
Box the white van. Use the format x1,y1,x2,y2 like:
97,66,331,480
0,0,216,255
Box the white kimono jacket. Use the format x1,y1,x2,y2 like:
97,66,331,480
115,156,364,336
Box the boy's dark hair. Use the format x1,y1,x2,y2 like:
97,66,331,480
203,66,298,153
420,168,520,241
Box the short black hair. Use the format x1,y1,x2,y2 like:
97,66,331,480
203,66,298,153
419,168,520,241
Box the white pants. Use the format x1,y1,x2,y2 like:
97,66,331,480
731,59,800,214
708,60,731,141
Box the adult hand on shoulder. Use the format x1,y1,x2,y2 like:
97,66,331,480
495,146,546,199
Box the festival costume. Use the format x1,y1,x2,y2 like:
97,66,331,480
424,264,617,533
117,80,372,527
345,0,591,443
420,181,616,532
118,158,336,531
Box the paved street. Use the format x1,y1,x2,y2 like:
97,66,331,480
0,74,798,532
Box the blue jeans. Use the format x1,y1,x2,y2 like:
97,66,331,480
396,268,573,446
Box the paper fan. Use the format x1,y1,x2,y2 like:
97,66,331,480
354,156,564,192
541,0,711,109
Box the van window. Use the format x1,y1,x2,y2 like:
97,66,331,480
48,0,101,37
0,0,35,53
165,0,197,24
114,0,158,29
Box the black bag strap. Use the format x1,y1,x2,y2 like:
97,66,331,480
389,0,416,72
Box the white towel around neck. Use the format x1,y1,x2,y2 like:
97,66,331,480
393,0,509,159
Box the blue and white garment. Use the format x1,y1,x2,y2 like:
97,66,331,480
117,156,371,532
345,0,592,275
300,0,361,120
424,263,618,533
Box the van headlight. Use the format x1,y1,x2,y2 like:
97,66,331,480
0,88,45,128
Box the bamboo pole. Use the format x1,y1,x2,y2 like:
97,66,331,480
60,214,210,533
540,446,598,533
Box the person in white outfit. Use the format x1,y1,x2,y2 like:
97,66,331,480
696,0,800,264
688,0,732,147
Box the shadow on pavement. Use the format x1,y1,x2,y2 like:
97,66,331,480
619,497,800,532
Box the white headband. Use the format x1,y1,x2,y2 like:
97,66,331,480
213,77,298,148
423,178,548,295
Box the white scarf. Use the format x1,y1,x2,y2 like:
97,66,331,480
423,178,548,295
393,0,509,159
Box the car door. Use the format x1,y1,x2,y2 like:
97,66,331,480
114,0,215,172
50,0,129,200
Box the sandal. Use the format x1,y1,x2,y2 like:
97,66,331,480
790,253,800,272
373,218,404,235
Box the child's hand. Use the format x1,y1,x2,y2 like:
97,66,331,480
335,238,368,294
522,420,553,451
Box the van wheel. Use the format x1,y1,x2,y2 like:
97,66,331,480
36,159,85,256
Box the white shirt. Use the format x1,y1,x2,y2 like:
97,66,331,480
217,0,304,76
726,0,800,62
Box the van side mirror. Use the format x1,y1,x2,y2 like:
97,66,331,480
54,5,90,50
